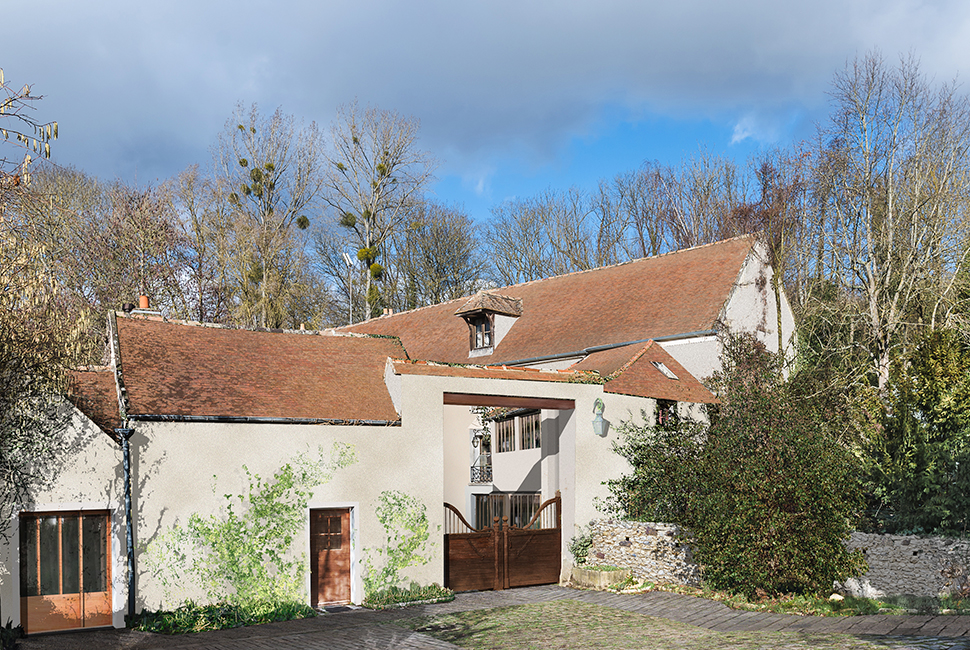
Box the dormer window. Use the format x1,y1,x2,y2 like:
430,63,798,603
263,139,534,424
473,316,492,349
455,291,523,357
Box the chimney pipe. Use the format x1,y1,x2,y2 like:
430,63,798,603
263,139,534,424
139,295,149,310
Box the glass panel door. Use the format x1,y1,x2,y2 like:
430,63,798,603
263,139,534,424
20,512,111,633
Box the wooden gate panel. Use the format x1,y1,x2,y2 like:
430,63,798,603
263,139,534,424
506,528,561,588
444,533,497,592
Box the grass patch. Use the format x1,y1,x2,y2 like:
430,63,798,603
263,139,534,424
400,600,908,650
129,599,315,634
593,580,913,617
363,582,455,609
880,594,970,615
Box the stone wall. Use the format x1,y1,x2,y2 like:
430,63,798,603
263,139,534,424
844,532,970,598
585,519,970,597
584,519,702,586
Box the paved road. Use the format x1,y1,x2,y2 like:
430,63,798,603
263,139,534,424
20,586,970,650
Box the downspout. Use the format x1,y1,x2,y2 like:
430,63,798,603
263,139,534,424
109,311,137,620
115,426,136,621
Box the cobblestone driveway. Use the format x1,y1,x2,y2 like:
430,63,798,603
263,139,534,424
20,586,970,650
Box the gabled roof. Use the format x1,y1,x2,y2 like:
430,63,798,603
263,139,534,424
392,344,717,404
585,341,718,404
69,369,123,434
115,316,404,423
346,236,754,364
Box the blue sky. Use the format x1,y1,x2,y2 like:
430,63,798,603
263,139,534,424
5,0,970,223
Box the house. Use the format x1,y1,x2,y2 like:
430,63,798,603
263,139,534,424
0,235,794,634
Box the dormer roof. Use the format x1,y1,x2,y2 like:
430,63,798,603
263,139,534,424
454,291,523,318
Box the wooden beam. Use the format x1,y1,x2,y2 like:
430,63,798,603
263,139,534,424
443,393,575,410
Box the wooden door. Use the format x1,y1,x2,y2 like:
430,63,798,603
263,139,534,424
310,509,351,606
20,512,112,634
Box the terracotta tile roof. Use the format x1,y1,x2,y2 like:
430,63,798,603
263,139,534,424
346,236,754,364
567,343,650,377
455,291,523,317
391,359,600,383
593,341,718,404
68,369,122,433
116,316,403,422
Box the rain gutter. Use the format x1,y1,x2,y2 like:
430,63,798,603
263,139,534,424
124,414,401,426
500,329,718,367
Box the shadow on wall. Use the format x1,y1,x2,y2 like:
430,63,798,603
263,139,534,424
118,427,166,613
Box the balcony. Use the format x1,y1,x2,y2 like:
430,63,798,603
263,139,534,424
470,454,492,484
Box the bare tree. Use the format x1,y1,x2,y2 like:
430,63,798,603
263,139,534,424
816,52,970,389
486,186,631,285
728,150,810,355
168,166,233,323
394,201,487,308
485,195,557,285
323,102,435,319
663,150,750,249
215,103,324,328
618,162,673,259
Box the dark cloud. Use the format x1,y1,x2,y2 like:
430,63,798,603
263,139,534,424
5,0,970,188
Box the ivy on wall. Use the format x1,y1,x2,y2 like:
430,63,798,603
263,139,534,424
362,490,436,597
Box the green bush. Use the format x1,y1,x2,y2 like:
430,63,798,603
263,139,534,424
867,330,970,535
130,599,315,634
567,528,594,565
362,582,454,609
605,333,866,596
0,621,23,650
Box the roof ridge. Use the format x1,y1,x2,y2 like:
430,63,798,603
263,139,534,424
498,234,757,292
116,311,398,341
603,341,656,382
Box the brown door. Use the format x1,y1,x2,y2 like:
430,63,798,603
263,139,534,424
310,508,351,606
20,512,112,634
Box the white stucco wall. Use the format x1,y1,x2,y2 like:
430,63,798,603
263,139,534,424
570,394,652,536
0,409,126,629
442,405,479,512
721,243,796,359
1,410,444,622
656,336,721,383
125,419,443,610
492,446,542,492
3,372,673,628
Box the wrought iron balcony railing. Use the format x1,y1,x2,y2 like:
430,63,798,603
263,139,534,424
470,464,493,484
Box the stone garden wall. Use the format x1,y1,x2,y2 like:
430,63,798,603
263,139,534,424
585,520,970,597
584,519,702,587
843,532,970,598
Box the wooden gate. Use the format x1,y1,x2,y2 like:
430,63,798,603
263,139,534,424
444,491,560,592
